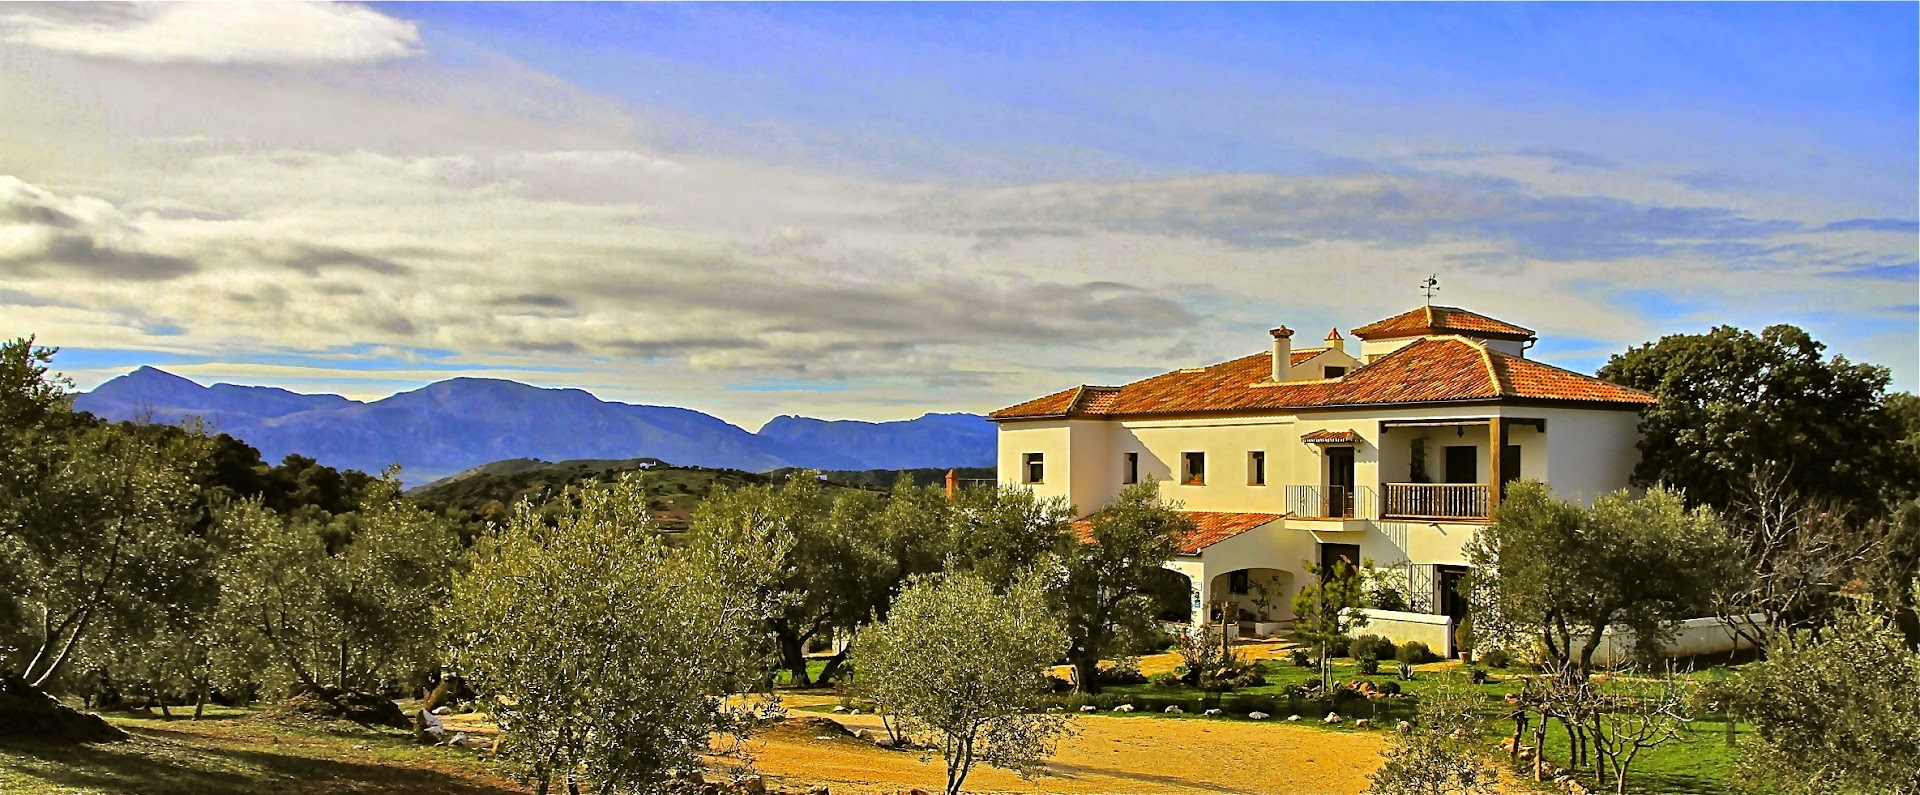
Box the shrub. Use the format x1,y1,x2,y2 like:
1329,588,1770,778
1351,634,1395,662
1326,636,1351,659
1395,641,1437,665
1376,680,1402,696
1467,667,1489,685
1131,624,1180,656
1281,683,1313,699
1290,649,1312,667
1229,662,1267,689
1370,586,1408,612
1481,648,1511,669
1148,672,1183,689
1357,657,1380,676
1097,659,1148,687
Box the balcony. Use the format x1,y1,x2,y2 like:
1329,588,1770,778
1383,483,1490,521
1286,484,1376,520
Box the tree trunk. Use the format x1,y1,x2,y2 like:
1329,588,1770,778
816,647,851,685
193,686,206,721
778,632,811,688
1072,657,1099,694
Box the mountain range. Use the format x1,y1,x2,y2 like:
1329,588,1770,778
74,367,996,485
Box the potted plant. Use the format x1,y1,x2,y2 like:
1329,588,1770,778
1247,582,1286,636
1453,615,1476,662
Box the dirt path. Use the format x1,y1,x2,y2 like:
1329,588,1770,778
730,695,1384,795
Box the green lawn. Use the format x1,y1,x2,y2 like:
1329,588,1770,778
770,659,832,687
0,706,513,795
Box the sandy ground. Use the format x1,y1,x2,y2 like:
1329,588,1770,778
728,694,1385,795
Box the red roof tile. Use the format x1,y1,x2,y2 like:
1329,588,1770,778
1301,429,1361,444
1073,511,1285,556
1351,306,1535,341
991,335,1653,420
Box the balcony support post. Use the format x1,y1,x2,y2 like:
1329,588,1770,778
1488,417,1505,517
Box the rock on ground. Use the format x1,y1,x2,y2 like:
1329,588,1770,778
256,688,410,728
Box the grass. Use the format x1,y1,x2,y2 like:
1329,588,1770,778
771,659,832,687
0,706,514,795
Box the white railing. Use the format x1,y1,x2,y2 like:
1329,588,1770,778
1383,483,1490,520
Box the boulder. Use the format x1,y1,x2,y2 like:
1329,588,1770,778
1203,708,1223,717
1323,712,1342,725
1248,711,1269,720
1163,705,1183,714
1396,720,1412,734
1354,719,1371,729
1080,705,1098,713
1112,704,1135,713
1286,714,1301,722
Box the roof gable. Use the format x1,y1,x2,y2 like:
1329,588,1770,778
1350,305,1535,341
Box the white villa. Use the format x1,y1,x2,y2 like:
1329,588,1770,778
990,305,1657,654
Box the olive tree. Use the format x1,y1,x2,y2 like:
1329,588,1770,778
1719,606,1920,795
1466,481,1735,676
856,570,1073,795
447,476,784,795
216,480,461,695
1057,480,1189,691
1366,675,1500,795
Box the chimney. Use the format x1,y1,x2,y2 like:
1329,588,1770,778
1325,327,1346,354
945,468,958,500
1270,326,1294,381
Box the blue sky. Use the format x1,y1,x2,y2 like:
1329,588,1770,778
0,2,1914,425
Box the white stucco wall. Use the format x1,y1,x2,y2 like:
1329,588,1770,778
1352,608,1454,651
1536,407,1643,505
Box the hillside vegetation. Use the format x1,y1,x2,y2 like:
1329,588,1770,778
408,457,994,535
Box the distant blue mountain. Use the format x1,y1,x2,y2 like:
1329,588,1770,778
72,368,993,485
758,412,996,470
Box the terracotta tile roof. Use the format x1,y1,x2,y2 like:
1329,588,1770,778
1350,305,1535,341
991,336,1654,420
1073,511,1285,556
1301,429,1361,444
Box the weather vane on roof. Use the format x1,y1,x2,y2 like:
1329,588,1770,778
1420,274,1440,304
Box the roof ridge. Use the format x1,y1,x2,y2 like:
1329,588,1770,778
1470,338,1507,396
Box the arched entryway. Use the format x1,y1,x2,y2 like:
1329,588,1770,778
1207,567,1296,635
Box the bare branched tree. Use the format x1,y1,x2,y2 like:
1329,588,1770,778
1718,465,1882,650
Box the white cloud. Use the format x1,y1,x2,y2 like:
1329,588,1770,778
0,2,420,65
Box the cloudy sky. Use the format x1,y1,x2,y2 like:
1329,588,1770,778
2,3,1914,428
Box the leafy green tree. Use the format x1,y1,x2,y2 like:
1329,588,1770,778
1466,481,1735,676
447,476,782,795
947,485,1074,593
1292,558,1370,692
688,475,853,687
1599,324,1917,513
1366,675,1500,795
1057,480,1190,691
5,419,206,687
856,570,1073,795
216,479,460,694
814,479,956,683
1719,606,1920,795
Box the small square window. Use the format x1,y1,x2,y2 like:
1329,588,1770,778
1123,452,1139,485
1324,365,1347,378
1248,451,1266,486
1023,453,1044,484
1229,570,1250,594
1182,451,1206,486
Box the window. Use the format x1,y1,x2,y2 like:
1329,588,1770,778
1123,452,1140,485
1182,451,1206,485
1022,453,1045,484
1229,570,1250,595
1323,365,1347,378
1247,450,1266,486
